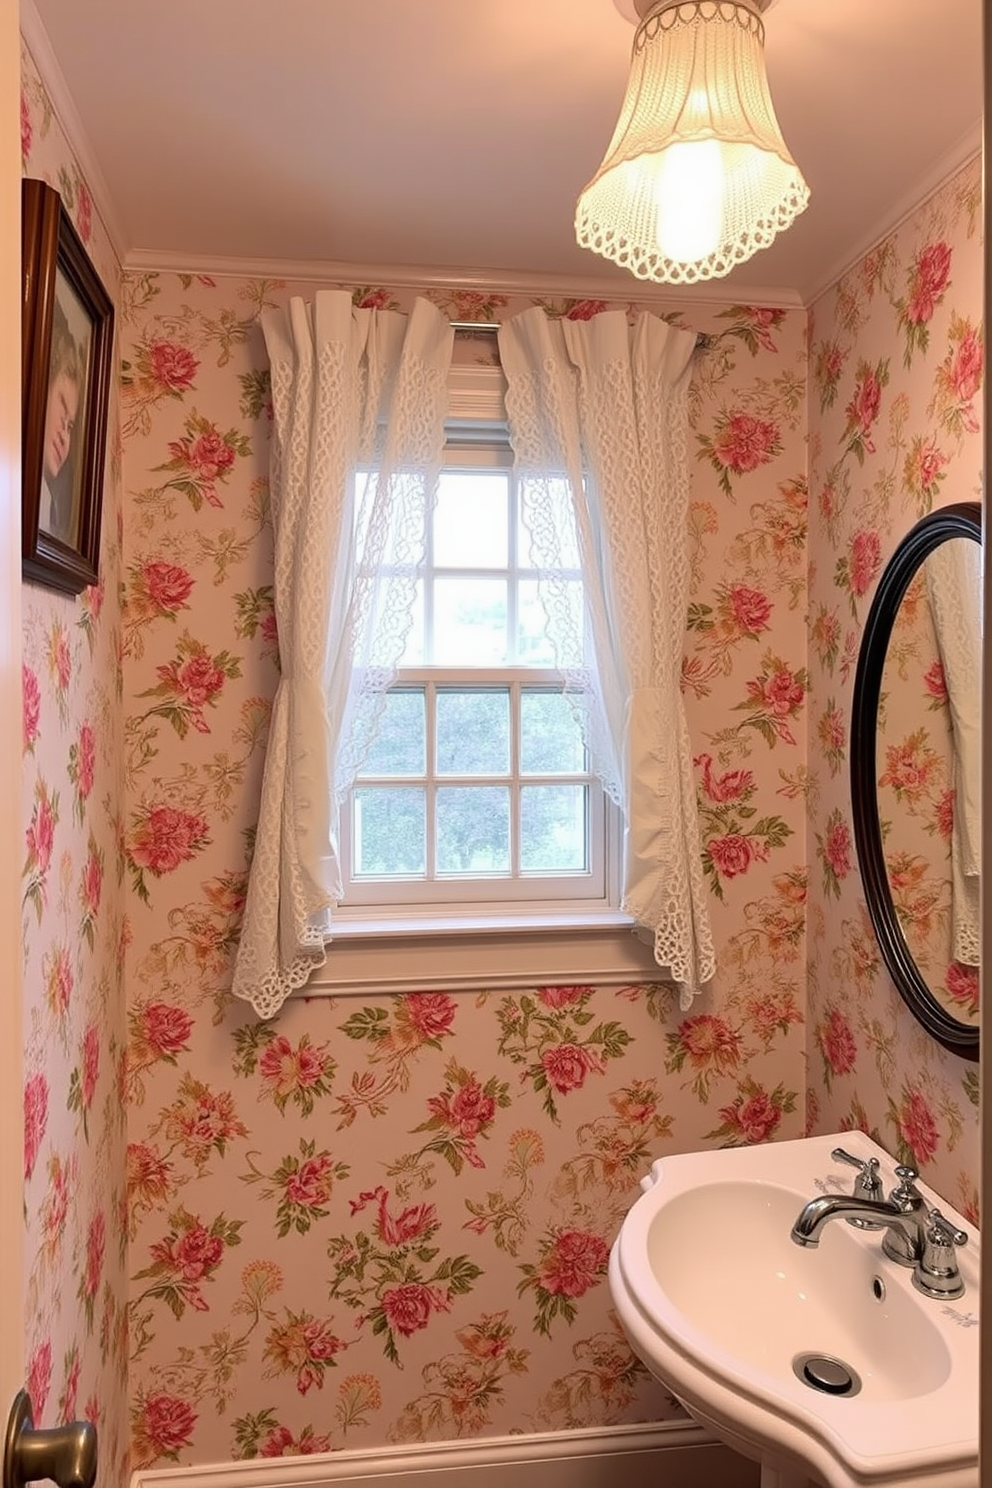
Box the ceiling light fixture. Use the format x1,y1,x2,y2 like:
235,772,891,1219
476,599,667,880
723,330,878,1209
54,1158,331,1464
575,0,810,283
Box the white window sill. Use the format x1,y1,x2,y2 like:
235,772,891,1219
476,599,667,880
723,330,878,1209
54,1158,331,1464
304,911,667,996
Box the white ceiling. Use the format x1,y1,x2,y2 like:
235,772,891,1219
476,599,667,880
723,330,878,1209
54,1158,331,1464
27,0,984,304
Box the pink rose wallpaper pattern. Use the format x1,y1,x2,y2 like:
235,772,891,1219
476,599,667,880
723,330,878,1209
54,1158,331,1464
806,160,982,1194
115,278,810,1460
18,28,982,1480
20,38,130,1488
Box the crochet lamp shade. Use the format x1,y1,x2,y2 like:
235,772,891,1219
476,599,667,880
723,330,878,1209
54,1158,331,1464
575,0,809,283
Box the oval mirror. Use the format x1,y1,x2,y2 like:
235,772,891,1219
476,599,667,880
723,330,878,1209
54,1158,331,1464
851,501,981,1061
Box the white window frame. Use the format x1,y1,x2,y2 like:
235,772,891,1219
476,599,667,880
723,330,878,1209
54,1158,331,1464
343,672,610,909
340,436,608,915
308,363,660,994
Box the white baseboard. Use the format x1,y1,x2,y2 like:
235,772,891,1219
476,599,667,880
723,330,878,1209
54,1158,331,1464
130,1421,759,1488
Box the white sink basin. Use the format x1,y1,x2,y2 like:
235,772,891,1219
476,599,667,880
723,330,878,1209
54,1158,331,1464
610,1132,979,1488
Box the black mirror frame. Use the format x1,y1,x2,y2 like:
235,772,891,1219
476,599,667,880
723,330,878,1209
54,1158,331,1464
850,500,981,1063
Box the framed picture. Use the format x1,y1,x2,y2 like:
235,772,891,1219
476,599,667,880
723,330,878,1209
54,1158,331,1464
22,178,114,595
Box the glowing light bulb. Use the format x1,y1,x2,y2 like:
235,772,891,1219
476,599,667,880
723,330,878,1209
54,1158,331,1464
655,139,724,264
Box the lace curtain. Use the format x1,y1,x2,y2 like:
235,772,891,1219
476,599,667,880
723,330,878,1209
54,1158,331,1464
497,306,715,1007
231,292,453,1017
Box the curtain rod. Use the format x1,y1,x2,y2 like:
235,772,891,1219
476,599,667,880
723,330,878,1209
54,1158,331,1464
451,320,713,350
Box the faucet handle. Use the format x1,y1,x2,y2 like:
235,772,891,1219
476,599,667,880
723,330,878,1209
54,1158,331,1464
830,1149,884,1224
926,1208,967,1249
832,1148,869,1170
832,1147,882,1193
914,1208,968,1300
888,1165,924,1211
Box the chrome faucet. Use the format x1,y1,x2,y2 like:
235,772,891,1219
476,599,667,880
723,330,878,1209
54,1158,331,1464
791,1192,968,1300
791,1195,924,1254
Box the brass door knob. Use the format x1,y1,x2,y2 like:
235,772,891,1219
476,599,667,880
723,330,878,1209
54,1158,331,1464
3,1392,97,1488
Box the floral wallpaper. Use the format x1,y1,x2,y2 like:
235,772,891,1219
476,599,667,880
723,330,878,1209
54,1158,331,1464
17,26,983,1478
806,155,982,1215
117,277,809,1463
19,38,130,1488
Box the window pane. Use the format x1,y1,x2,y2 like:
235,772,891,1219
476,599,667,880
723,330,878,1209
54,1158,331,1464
359,690,425,777
437,786,510,873
520,691,585,774
436,690,509,776
518,579,584,667
433,578,507,664
434,471,509,568
521,785,587,872
353,787,425,876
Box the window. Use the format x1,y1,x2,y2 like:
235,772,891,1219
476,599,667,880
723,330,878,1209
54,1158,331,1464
339,442,615,919
319,365,661,994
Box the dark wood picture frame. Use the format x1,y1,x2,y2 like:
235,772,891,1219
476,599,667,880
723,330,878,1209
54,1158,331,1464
22,178,114,595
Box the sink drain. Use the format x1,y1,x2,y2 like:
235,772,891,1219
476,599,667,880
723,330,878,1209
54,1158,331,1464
792,1352,862,1397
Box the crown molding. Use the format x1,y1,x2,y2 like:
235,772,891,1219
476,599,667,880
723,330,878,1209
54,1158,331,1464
19,0,128,266
802,121,982,307
123,247,804,310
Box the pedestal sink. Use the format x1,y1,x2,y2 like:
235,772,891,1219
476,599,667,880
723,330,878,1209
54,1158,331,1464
609,1131,979,1488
